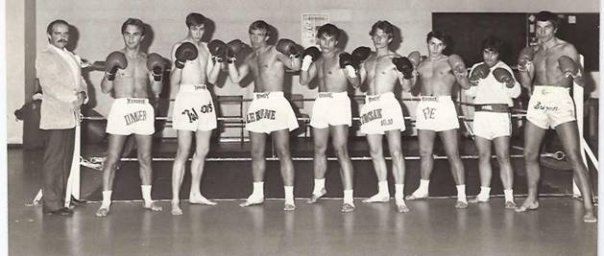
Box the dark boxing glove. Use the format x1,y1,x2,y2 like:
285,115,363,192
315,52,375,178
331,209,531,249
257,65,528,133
174,42,198,69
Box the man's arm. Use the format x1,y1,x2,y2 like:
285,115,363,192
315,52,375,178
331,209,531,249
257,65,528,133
275,39,302,70
448,54,471,89
561,44,585,87
36,56,78,104
227,55,251,84
517,46,535,93
299,62,317,86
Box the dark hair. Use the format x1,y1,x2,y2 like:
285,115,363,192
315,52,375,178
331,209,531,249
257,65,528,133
369,20,394,39
426,30,449,45
121,18,146,35
317,23,340,39
481,35,504,54
186,13,206,28
248,20,271,35
47,19,69,35
535,11,559,29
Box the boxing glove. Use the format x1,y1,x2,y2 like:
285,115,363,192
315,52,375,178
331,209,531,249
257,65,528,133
492,68,515,88
301,46,321,71
351,46,371,63
276,38,302,58
208,39,228,63
517,47,535,72
448,54,467,76
174,42,198,69
105,51,128,81
147,53,167,81
407,51,422,68
339,52,357,77
392,57,414,79
226,39,247,62
558,56,581,78
469,63,490,83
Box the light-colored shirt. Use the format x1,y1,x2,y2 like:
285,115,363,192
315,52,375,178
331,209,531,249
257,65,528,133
50,44,81,87
465,61,521,106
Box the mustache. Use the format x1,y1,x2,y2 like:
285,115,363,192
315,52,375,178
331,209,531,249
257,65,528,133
58,39,68,43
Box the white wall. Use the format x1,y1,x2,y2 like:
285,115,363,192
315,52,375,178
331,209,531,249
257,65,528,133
6,0,25,144
5,0,600,142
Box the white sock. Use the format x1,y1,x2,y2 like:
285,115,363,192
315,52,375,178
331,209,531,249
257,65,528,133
101,191,112,208
141,185,152,203
378,181,389,195
343,189,354,204
252,182,264,198
456,185,467,201
417,179,430,194
395,184,404,200
313,178,325,195
504,189,514,202
479,186,491,198
284,186,294,204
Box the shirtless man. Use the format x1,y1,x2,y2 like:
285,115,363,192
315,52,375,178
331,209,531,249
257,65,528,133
227,20,301,211
406,30,472,208
515,11,596,223
465,36,520,208
96,18,164,217
169,13,222,215
299,23,360,212
358,20,414,213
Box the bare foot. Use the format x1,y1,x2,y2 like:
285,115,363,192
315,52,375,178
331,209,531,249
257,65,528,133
396,199,410,213
405,190,428,201
189,196,217,206
455,200,468,209
144,201,163,212
515,200,539,212
283,203,296,211
96,207,110,217
307,188,327,204
505,201,516,209
341,203,355,213
468,196,489,204
362,193,389,203
239,196,264,207
583,211,597,223
171,202,183,216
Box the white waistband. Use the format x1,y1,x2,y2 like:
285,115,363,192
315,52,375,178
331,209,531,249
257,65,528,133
254,91,284,100
115,98,149,104
420,95,451,102
318,91,347,98
533,85,570,95
179,84,208,92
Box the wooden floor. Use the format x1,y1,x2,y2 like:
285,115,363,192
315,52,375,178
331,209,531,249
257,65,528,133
8,145,598,256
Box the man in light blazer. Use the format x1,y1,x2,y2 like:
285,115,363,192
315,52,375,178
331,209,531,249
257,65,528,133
36,19,88,216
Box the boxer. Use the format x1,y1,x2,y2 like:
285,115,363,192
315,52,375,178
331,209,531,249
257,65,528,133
298,23,360,212
406,30,472,208
464,36,520,208
226,20,301,211
96,18,164,217
515,11,596,223
357,20,414,213
169,13,222,215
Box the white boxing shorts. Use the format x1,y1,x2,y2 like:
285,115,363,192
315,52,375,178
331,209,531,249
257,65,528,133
415,96,460,132
172,84,217,131
106,98,155,135
527,86,575,129
246,91,299,133
359,92,405,134
310,92,352,129
473,104,512,140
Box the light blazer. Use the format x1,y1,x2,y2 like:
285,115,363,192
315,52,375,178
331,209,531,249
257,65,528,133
35,45,88,130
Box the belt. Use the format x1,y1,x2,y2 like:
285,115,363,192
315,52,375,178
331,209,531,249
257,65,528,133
474,104,509,113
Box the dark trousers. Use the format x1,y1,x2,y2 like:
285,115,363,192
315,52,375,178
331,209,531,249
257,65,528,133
42,128,75,211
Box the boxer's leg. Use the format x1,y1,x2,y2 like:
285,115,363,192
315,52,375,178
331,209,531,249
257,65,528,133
331,125,355,212
171,130,193,215
309,127,329,203
363,134,389,203
189,130,216,205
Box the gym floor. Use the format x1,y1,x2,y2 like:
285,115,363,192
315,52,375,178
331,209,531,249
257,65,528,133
8,137,598,256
